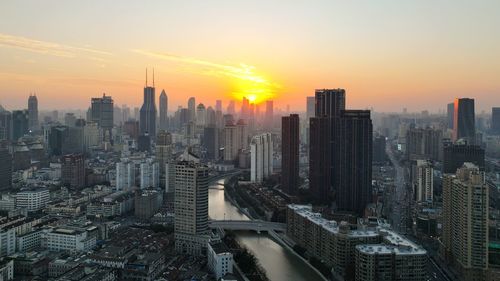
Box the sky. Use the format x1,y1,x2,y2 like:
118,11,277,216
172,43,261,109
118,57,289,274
0,0,499,113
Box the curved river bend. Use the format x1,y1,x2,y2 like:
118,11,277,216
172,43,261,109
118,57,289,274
208,180,324,281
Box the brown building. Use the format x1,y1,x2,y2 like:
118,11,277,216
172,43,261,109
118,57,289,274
61,154,85,188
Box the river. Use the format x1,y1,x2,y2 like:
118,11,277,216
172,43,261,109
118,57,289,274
208,179,325,281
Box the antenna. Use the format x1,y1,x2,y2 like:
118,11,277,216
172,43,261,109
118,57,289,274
145,68,148,87
153,68,155,87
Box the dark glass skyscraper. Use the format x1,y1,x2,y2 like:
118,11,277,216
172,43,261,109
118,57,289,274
282,114,300,195
91,94,114,140
491,107,500,135
12,110,29,141
453,98,475,144
443,144,485,174
159,89,168,131
140,86,157,137
28,94,38,131
314,88,346,117
447,102,454,130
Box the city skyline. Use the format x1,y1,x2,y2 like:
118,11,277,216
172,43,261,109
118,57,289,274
1,1,500,111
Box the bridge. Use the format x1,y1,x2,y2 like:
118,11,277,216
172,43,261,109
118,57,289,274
209,220,286,232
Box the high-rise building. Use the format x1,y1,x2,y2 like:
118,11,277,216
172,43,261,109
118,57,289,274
91,94,114,141
0,106,11,141
140,159,159,189
281,114,299,195
306,96,315,120
405,127,443,161
0,148,12,190
447,102,454,130
333,110,372,215
453,98,475,144
64,113,76,127
116,159,135,190
188,97,196,123
250,133,273,183
28,94,38,131
413,160,433,202
156,131,172,187
373,135,387,163
241,97,250,119
265,100,274,128
196,103,206,128
49,125,69,156
315,88,346,117
442,163,488,280
61,154,85,188
215,100,222,112
491,107,500,135
203,127,219,160
227,100,235,115
159,89,168,131
140,79,157,137
12,110,29,141
443,144,485,174
123,120,139,140
174,161,210,256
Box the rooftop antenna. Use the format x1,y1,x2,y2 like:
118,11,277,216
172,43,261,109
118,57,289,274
145,68,148,87
153,68,155,87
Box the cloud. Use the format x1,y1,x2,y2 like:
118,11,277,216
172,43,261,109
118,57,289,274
0,33,111,58
132,49,280,89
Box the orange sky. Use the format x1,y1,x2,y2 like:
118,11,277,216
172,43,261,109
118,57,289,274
0,1,499,112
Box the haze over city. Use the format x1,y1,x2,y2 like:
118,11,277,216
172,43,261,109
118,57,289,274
1,0,499,111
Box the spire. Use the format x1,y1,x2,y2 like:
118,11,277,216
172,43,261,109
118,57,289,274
145,68,148,87
153,68,155,87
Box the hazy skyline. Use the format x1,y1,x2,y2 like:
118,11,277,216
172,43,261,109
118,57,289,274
1,0,499,112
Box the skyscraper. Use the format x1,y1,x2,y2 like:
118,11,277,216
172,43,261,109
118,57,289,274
140,73,157,137
265,100,274,128
453,98,475,144
413,160,433,202
447,102,454,130
174,161,210,256
61,154,85,188
215,100,222,112
0,106,12,141
315,88,346,117
116,159,135,190
0,148,12,190
156,131,172,187
188,97,196,123
250,133,273,183
333,110,372,215
443,144,485,174
491,107,500,135
28,94,38,131
306,96,315,120
12,110,29,141
442,163,488,280
159,89,168,131
281,114,300,195
91,94,114,140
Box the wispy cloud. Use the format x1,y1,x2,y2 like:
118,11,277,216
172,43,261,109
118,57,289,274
0,33,112,58
132,49,280,89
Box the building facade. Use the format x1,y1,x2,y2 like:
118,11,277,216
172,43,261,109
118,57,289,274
250,133,273,183
281,114,300,195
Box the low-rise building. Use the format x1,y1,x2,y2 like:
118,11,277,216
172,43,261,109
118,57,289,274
45,228,96,252
15,189,50,212
207,241,233,280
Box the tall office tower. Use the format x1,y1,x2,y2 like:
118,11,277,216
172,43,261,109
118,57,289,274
236,119,248,149
215,100,222,112
83,121,101,150
265,100,274,128
28,94,38,131
64,113,76,127
447,102,454,130
174,161,210,256
443,144,485,174
203,127,219,160
116,159,135,190
240,97,250,119
196,103,206,128
405,127,443,161
309,89,346,204
373,135,387,163
491,107,500,134
140,79,157,137
315,88,346,117
281,114,300,195
156,131,172,186
442,163,488,280
223,121,239,162
453,98,475,144
333,110,372,215
140,159,159,189
61,154,85,188
0,148,12,190
122,105,131,122
413,160,433,202
188,97,196,123
159,89,168,131
49,125,69,156
91,94,114,140
123,120,139,140
250,133,273,183
206,106,216,127
0,106,12,141
306,96,315,120
12,110,29,141
227,100,236,115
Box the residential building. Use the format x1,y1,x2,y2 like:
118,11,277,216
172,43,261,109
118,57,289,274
281,114,300,195
207,241,233,280
250,133,273,183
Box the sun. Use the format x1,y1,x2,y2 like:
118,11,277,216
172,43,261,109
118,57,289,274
229,64,278,105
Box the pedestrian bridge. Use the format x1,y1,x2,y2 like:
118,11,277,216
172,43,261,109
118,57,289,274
209,220,286,232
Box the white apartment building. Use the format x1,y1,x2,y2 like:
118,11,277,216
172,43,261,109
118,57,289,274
207,241,233,280
415,160,433,202
250,133,273,183
15,189,49,212
140,159,159,189
45,228,96,252
116,159,135,191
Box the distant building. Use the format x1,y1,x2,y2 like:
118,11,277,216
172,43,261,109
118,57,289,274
45,228,96,252
91,94,114,140
15,189,49,212
0,107,12,141
491,107,500,135
140,81,157,137
0,148,12,190
443,144,484,174
159,89,168,131
174,161,210,256
140,159,159,189
156,131,172,186
250,133,273,183
281,114,300,195
405,127,443,161
188,97,196,123
61,154,85,188
203,127,219,160
373,135,387,163
453,98,475,144
442,163,488,280
116,159,135,191
28,94,38,131
413,160,433,202
12,110,29,141
447,102,454,130
135,188,163,219
207,241,233,280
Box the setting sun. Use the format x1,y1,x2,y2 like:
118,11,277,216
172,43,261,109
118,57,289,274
230,64,279,104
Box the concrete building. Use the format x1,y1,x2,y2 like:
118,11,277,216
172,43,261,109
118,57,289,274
405,127,443,161
491,107,500,135
443,144,484,174
0,148,12,191
207,241,233,280
45,228,96,252
414,160,433,203
15,189,49,212
135,188,163,219
116,159,135,191
250,133,273,183
61,154,85,188
156,131,172,187
140,159,159,189
91,94,114,141
442,163,489,280
0,259,13,281
174,161,210,256
28,94,38,132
